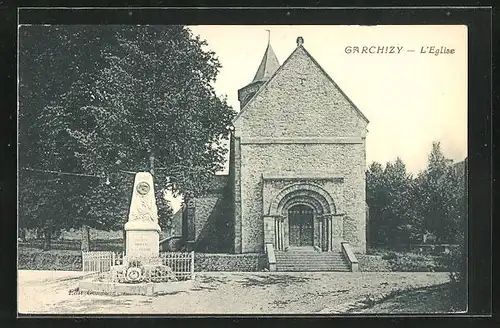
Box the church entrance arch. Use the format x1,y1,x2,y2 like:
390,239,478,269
264,182,343,251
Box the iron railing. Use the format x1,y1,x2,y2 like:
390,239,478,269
82,251,195,280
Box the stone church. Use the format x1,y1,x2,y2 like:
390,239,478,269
173,36,369,259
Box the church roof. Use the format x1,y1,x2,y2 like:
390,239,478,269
233,39,369,124
252,43,280,83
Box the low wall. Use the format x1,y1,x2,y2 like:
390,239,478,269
341,242,359,272
358,252,449,272
357,255,392,272
18,248,82,271
194,253,267,272
19,247,267,272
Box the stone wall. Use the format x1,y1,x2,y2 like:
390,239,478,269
227,135,237,253
194,253,266,272
194,191,234,253
194,195,220,240
239,143,366,253
235,46,368,139
233,45,368,254
170,206,184,237
231,135,242,253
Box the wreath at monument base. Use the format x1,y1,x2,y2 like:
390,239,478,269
126,267,144,282
123,259,145,283
112,259,178,283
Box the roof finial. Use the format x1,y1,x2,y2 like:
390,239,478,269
296,36,304,47
266,29,271,45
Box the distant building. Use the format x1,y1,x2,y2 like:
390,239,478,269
174,37,369,255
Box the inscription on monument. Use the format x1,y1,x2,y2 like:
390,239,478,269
126,230,159,257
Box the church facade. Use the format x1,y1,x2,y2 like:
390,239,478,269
178,37,369,255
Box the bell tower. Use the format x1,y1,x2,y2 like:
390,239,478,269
237,31,280,109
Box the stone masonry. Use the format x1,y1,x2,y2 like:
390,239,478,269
180,37,369,256
231,40,368,254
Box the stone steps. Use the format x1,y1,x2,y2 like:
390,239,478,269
275,250,351,272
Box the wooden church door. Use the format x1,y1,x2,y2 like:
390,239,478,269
288,205,314,247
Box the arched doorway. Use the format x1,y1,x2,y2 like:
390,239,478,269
288,204,314,246
264,182,342,251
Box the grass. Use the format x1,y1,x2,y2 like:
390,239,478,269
367,247,448,272
353,282,465,313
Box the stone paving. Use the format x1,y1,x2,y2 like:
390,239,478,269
18,270,450,315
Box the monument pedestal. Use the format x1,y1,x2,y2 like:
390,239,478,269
124,221,161,259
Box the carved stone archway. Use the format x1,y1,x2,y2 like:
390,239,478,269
263,183,343,251
268,182,335,216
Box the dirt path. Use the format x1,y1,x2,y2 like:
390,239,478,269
19,271,451,314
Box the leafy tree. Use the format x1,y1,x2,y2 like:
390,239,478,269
366,161,386,245
18,26,121,250
18,25,235,250
156,188,174,235
366,158,417,246
416,142,465,243
384,158,422,245
71,25,235,196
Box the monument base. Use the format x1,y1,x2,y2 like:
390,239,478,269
78,279,194,296
125,226,161,259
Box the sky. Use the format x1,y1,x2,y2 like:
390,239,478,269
168,25,468,210
188,25,467,172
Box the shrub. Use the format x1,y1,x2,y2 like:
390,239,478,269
370,249,447,272
389,252,446,272
357,255,392,272
148,265,177,283
442,243,466,310
381,252,397,260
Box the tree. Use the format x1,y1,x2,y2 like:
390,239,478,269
415,142,466,243
156,188,174,236
18,26,121,250
18,25,235,250
366,161,386,245
75,26,235,196
65,25,235,245
419,142,448,242
366,142,466,250
366,158,417,247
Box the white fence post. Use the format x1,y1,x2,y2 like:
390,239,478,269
190,251,195,280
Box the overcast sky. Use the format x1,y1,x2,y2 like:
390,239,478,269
188,25,467,173
168,25,467,210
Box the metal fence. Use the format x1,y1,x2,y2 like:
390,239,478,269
160,251,195,280
81,251,194,280
82,251,122,273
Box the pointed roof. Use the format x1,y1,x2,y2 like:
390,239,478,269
252,43,280,82
233,41,369,125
